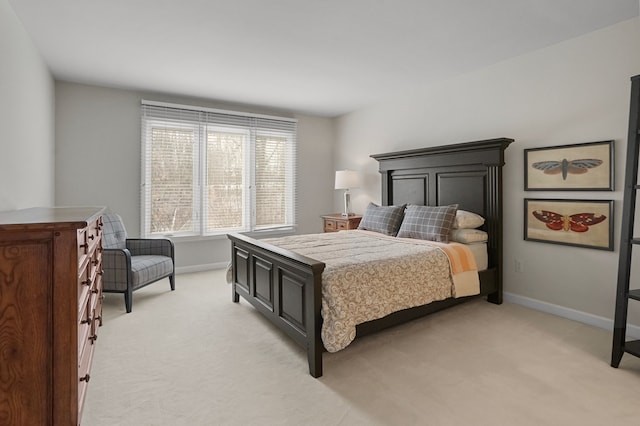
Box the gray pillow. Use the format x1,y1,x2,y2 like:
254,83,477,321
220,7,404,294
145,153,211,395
357,202,406,236
396,204,458,242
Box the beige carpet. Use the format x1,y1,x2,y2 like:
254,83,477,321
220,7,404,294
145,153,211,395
82,269,640,426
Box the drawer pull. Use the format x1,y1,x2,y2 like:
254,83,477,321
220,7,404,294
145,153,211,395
81,317,92,325
79,243,88,250
95,315,103,326
88,334,97,344
91,288,99,294
98,270,104,276
92,259,99,266
82,278,92,286
88,234,95,240
80,374,90,383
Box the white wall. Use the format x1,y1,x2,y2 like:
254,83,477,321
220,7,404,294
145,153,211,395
0,0,54,211
335,18,640,326
55,82,335,271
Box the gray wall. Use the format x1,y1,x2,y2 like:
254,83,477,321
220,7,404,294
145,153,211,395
54,82,335,271
0,0,54,211
334,18,640,329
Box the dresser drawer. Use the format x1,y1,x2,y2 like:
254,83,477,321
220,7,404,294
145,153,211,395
86,218,102,254
78,249,100,301
78,292,92,358
323,219,337,232
78,282,99,349
78,265,91,309
78,334,96,418
78,293,99,357
88,248,101,285
78,218,102,269
93,273,104,327
77,227,89,265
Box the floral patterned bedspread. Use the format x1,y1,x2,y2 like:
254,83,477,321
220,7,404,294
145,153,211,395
263,230,479,353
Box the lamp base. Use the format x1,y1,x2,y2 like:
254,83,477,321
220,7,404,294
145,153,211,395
342,190,352,217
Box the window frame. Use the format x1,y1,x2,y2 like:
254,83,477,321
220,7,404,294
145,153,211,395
252,128,296,232
141,101,297,239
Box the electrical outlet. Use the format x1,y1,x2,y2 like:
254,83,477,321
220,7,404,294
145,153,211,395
515,258,524,273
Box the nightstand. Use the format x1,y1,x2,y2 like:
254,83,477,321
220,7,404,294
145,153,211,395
321,214,362,232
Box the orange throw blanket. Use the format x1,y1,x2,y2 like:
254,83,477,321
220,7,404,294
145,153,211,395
400,237,480,297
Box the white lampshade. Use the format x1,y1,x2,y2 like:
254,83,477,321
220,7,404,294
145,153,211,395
334,170,360,190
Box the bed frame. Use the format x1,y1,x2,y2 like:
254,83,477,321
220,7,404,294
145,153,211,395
228,137,513,377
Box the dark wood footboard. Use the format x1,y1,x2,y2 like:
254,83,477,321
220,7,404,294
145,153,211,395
228,233,326,377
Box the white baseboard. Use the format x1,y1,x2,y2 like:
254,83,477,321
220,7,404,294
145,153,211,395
504,292,640,340
175,262,228,275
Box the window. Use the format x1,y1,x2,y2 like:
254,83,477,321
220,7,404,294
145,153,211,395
141,101,297,238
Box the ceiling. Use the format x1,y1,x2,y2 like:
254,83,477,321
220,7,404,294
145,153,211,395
9,0,639,117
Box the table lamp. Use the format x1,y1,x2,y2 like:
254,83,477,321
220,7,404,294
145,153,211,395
334,170,360,216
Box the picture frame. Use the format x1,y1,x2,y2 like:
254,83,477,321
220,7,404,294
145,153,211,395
524,140,614,191
524,198,614,251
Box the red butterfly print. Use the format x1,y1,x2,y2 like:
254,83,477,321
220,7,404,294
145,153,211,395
532,210,606,232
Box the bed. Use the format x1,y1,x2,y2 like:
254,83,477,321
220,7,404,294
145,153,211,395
228,137,513,377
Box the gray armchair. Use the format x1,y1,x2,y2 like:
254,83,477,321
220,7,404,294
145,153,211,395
101,213,175,313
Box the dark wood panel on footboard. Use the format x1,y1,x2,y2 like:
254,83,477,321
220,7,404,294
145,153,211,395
229,233,326,377
229,137,513,377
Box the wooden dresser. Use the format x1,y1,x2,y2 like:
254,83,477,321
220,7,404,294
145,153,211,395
0,207,104,426
321,213,362,232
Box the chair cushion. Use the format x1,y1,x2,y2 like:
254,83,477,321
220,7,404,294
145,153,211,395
131,255,174,288
102,213,128,249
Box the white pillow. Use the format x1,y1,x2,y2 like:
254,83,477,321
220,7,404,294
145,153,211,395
450,228,488,243
453,210,485,229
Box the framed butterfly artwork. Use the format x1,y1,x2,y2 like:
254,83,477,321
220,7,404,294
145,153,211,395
524,198,614,250
524,140,614,190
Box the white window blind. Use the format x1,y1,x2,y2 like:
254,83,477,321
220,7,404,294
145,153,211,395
141,100,297,237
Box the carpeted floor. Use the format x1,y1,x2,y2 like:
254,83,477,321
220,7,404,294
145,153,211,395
82,269,640,425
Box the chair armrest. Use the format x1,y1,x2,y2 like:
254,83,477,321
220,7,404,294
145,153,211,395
126,238,174,258
102,248,131,269
102,248,132,289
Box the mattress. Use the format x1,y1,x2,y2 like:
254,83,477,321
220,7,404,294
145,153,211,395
466,242,488,271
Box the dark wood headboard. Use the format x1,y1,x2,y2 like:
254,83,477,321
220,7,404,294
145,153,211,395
371,138,513,302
